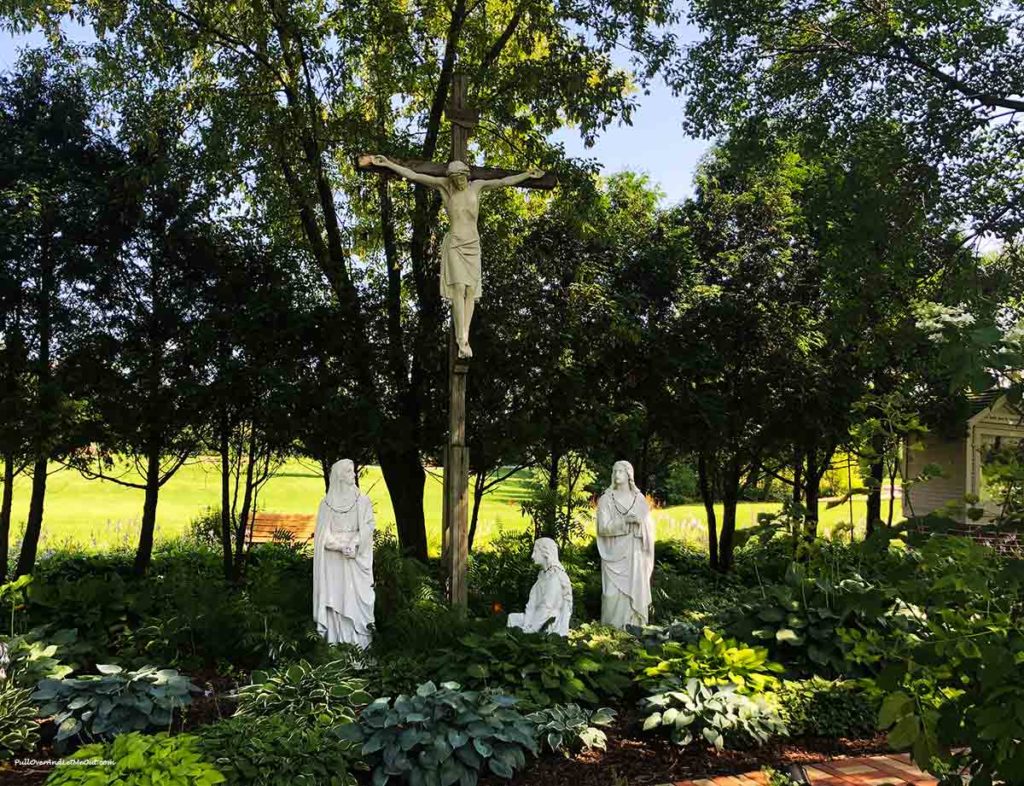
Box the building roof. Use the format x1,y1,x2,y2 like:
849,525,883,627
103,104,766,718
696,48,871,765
967,390,1006,417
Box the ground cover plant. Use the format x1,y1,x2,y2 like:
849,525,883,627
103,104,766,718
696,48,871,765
338,681,539,785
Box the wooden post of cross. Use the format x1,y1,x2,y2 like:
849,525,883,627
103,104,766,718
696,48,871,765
356,71,555,608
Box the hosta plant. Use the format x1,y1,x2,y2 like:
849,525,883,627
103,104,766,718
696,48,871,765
197,715,361,786
0,681,40,759
526,703,616,756
338,680,538,785
33,664,198,746
638,628,783,694
0,627,75,688
234,659,371,725
45,732,224,785
641,678,787,750
423,628,632,709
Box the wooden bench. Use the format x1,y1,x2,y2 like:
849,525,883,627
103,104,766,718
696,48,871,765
248,513,316,544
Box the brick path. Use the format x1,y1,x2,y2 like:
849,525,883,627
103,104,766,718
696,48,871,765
670,754,936,786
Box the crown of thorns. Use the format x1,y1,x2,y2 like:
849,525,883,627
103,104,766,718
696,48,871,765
446,160,471,175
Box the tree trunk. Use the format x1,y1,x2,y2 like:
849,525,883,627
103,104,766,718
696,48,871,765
379,446,428,560
16,225,53,578
804,464,821,540
468,468,485,553
15,458,47,577
791,449,803,506
219,418,233,581
0,454,14,584
132,445,162,576
717,459,741,574
697,452,719,571
232,426,258,583
719,489,739,573
865,434,884,538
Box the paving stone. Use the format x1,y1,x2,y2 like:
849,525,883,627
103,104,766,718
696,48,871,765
836,765,880,775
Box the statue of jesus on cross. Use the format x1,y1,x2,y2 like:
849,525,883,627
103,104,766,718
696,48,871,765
370,155,545,358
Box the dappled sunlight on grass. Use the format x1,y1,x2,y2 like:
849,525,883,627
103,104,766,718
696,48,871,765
6,460,897,556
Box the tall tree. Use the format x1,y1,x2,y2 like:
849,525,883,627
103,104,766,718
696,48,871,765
679,0,1024,241
6,0,680,559
69,94,216,575
0,51,121,576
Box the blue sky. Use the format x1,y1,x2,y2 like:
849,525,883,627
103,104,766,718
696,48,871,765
0,27,709,206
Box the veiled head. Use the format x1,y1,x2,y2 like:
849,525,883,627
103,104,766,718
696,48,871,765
330,459,356,491
532,537,560,569
609,460,637,493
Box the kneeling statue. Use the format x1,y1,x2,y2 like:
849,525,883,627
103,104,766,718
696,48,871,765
507,537,573,636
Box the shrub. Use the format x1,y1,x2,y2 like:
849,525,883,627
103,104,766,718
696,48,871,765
526,704,616,756
45,732,224,785
0,627,74,688
32,664,198,746
0,681,40,760
338,681,537,785
423,628,633,710
775,678,879,738
638,628,783,695
729,562,911,676
844,533,1024,784
641,679,787,750
234,659,371,725
197,715,360,786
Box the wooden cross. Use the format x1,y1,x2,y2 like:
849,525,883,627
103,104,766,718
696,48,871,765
357,71,555,608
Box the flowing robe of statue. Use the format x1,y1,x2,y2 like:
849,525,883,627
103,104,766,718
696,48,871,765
596,471,654,629
507,538,573,636
312,464,375,649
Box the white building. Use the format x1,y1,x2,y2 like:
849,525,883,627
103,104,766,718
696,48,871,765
904,392,1023,523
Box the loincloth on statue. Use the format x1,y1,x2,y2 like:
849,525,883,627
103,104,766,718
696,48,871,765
440,231,482,301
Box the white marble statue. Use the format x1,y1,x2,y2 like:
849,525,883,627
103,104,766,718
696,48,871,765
371,155,544,358
596,460,654,629
507,537,573,636
313,459,375,649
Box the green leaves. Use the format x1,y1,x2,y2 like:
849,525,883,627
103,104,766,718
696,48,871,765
31,664,198,750
45,732,226,786
637,627,783,695
344,682,537,786
639,678,787,749
526,703,616,756
0,682,40,760
233,659,369,726
420,629,632,711
196,715,360,786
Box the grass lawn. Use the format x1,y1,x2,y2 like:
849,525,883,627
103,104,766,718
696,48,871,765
6,459,895,555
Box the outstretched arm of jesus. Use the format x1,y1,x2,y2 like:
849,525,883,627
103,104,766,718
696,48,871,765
477,168,545,191
372,155,447,189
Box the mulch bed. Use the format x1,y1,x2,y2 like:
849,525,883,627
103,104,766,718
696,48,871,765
494,720,892,786
2,699,891,786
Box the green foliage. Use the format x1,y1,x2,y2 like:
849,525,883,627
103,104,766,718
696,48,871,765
520,456,593,547
423,628,632,710
0,626,74,688
0,681,40,760
775,678,879,739
338,681,538,786
730,561,911,676
46,732,224,785
197,715,360,786
234,659,371,726
526,704,616,756
641,678,787,750
843,534,1024,785
26,545,323,672
638,628,783,694
32,664,197,745
467,531,540,619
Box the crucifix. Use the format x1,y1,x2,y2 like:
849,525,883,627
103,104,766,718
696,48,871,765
358,71,555,607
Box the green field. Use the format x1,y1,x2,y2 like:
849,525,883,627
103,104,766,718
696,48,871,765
5,459,888,555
